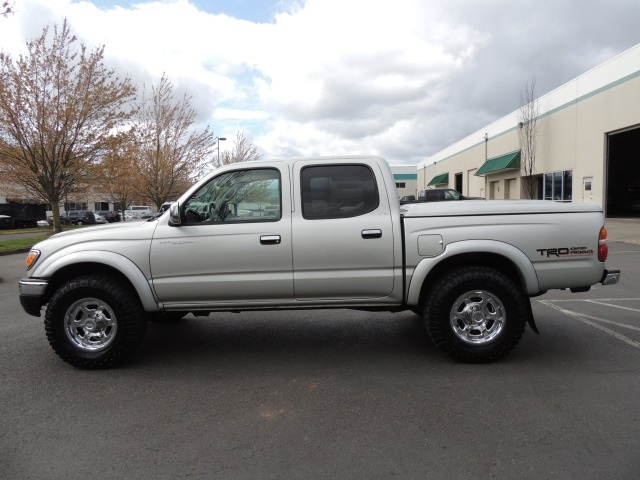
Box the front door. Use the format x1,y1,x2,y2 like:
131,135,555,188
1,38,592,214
150,165,294,306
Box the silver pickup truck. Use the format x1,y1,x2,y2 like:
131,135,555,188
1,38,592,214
19,156,620,368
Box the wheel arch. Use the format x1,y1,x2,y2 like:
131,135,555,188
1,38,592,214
407,240,540,310
39,252,160,313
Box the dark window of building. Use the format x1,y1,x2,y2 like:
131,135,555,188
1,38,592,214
544,170,573,202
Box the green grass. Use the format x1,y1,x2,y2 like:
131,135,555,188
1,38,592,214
0,234,52,253
0,224,96,254
0,227,46,235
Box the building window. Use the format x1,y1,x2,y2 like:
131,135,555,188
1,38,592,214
543,170,572,202
95,202,109,211
395,182,406,188
65,202,88,210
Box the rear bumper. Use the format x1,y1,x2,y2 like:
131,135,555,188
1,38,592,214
600,267,621,286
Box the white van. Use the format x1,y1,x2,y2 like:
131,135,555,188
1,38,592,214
125,205,152,218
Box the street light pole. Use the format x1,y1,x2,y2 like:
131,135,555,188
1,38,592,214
214,136,226,165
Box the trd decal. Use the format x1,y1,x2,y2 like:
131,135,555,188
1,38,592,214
536,247,594,257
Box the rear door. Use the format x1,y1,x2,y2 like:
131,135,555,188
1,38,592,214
291,161,396,300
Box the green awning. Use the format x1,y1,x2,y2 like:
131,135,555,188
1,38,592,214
427,172,449,186
475,150,521,176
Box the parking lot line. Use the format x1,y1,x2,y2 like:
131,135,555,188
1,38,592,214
539,299,640,350
550,310,640,332
537,298,640,302
584,299,640,313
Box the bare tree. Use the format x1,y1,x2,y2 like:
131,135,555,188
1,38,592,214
0,19,136,232
133,74,216,210
518,75,540,199
219,131,263,166
94,131,140,221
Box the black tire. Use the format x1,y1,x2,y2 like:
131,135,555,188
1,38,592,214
44,274,148,369
148,311,188,323
423,266,529,363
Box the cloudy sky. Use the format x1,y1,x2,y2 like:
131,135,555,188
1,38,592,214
2,0,639,164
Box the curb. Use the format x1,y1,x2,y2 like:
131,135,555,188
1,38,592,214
0,248,31,257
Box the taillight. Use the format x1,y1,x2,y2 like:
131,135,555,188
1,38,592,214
598,227,608,262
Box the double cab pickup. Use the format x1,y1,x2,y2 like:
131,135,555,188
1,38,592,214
19,156,620,368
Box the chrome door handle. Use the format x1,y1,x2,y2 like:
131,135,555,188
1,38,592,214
260,235,281,245
361,229,382,239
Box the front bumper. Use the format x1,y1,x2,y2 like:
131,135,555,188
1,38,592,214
601,267,621,286
19,278,49,317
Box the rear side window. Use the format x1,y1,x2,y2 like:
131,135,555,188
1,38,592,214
301,165,379,220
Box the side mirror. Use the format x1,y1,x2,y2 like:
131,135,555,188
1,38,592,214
169,202,181,225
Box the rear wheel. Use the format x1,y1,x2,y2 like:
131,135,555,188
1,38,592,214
424,266,529,362
44,274,147,369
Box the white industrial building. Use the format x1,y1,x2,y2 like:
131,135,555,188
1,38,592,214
391,165,418,199
418,43,640,217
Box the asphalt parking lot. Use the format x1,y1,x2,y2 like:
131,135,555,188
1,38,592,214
0,240,638,479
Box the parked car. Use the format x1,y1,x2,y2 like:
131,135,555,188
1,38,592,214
158,203,172,214
144,203,172,220
417,188,484,202
37,220,49,227
125,206,152,217
399,195,417,205
13,218,38,228
94,213,107,224
59,210,96,225
96,210,121,223
263,205,280,217
0,214,14,229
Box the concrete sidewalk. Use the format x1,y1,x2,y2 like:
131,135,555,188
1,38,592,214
605,217,640,245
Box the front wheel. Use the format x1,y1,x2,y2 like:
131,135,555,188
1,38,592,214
423,266,530,363
44,274,148,368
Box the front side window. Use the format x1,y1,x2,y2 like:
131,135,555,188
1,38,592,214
183,168,281,224
301,164,379,220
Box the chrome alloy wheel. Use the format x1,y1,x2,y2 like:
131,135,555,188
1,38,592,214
64,298,118,352
449,290,506,345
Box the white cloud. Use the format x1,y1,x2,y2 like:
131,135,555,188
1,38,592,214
2,0,639,165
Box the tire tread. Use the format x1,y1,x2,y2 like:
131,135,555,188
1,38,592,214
424,266,529,363
44,274,147,369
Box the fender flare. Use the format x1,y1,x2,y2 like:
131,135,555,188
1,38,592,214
37,250,160,312
406,239,540,305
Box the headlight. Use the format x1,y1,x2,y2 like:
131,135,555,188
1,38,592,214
25,249,41,271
